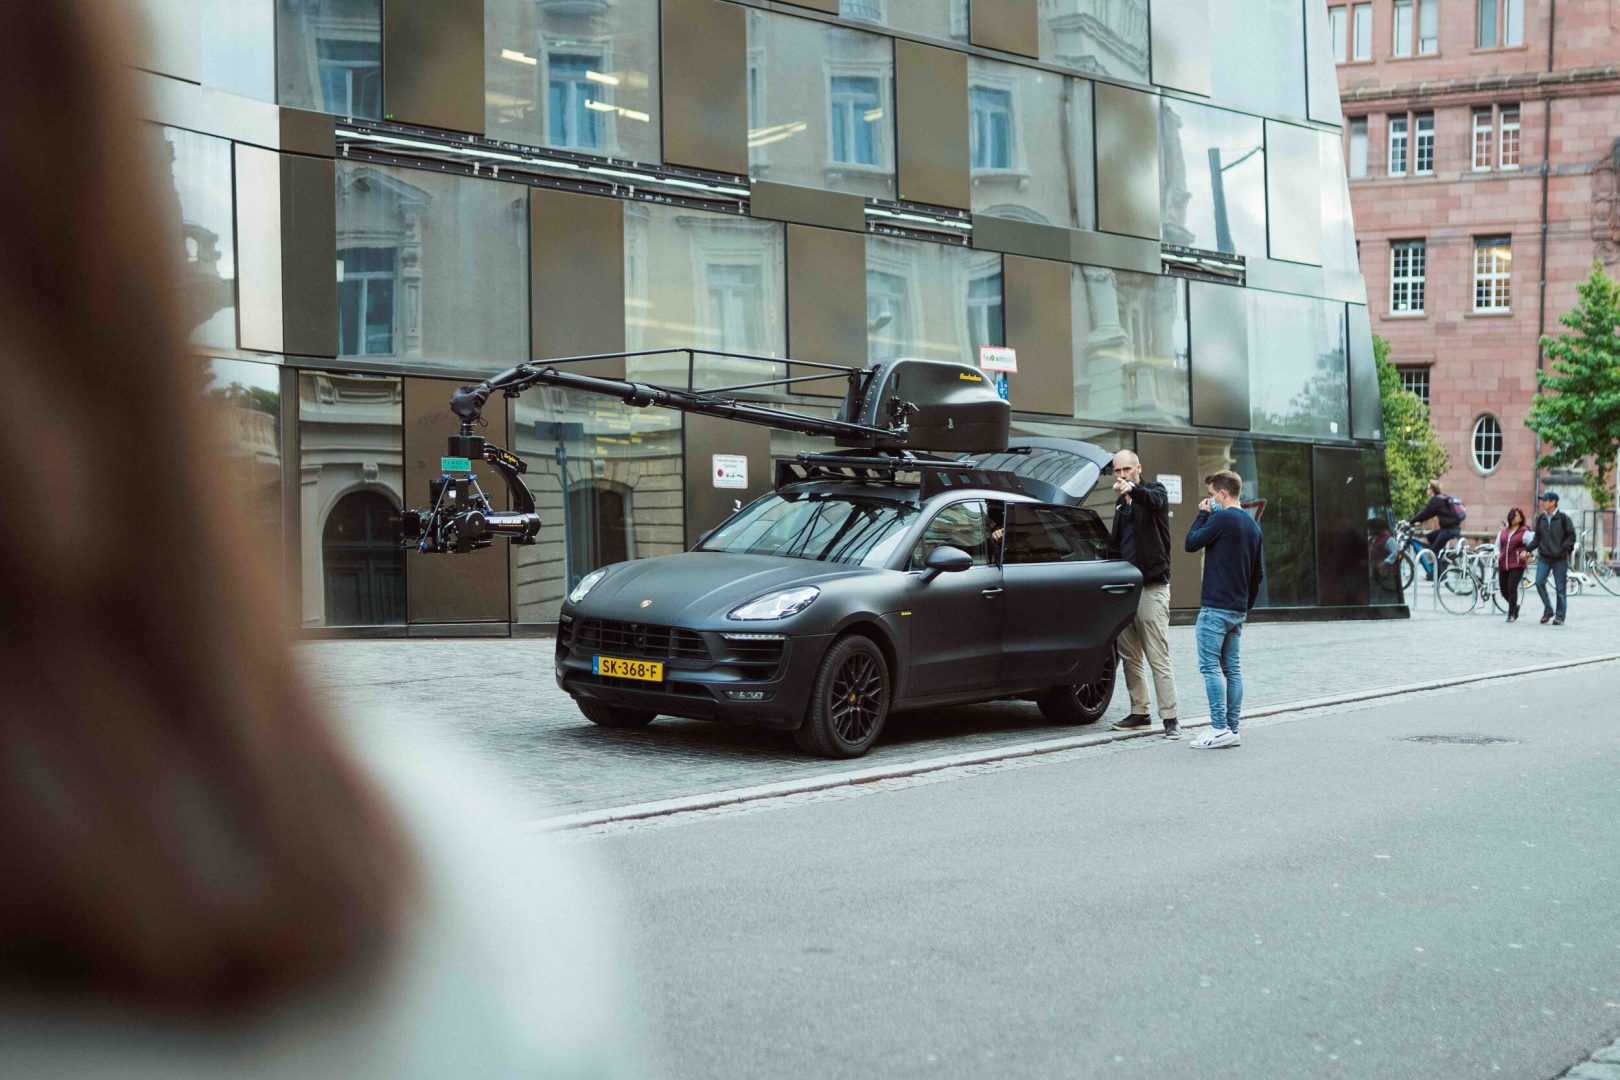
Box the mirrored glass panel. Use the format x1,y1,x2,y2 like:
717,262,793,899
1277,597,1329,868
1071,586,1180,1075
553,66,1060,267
866,236,1003,366
205,359,283,567
152,126,237,349
1160,98,1267,258
1320,131,1359,275
1073,268,1188,426
1209,0,1306,119
485,0,661,163
746,11,896,200
335,162,529,372
298,372,404,626
624,202,787,388
1038,0,1150,85
840,0,968,44
277,0,382,119
968,59,1095,230
1247,292,1349,439
202,0,276,101
1197,436,1316,608
512,390,684,623
1363,449,1403,606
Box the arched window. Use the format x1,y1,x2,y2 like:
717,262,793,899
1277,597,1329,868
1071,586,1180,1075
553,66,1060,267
1471,414,1503,473
322,490,405,625
566,481,633,587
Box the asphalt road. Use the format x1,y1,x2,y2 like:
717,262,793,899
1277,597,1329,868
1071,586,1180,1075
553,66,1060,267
589,662,1620,1080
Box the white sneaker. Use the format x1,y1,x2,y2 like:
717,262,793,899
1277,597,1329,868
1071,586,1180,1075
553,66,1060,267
1190,729,1241,749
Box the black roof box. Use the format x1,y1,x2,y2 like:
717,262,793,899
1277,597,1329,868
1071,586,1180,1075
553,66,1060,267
834,357,1009,454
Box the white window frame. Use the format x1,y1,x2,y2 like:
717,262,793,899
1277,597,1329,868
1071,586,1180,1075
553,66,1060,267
1471,414,1504,473
1499,105,1521,169
1388,114,1409,176
1397,366,1431,406
542,40,617,154
1352,3,1372,60
1329,6,1348,62
1418,0,1439,53
1414,112,1434,175
1472,107,1494,171
1389,240,1426,314
967,69,1027,179
1393,0,1414,57
1472,236,1512,312
823,58,892,175
1503,0,1524,46
1348,117,1368,178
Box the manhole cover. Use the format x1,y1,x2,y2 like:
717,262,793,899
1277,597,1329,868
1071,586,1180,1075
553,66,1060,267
1399,734,1520,745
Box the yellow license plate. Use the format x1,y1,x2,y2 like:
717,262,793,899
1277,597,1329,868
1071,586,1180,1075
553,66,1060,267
593,655,664,682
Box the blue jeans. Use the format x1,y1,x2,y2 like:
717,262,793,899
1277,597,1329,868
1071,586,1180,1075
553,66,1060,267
1535,557,1568,619
1196,608,1246,732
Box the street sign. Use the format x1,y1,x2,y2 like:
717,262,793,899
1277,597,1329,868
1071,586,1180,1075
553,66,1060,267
978,346,1018,373
713,453,748,489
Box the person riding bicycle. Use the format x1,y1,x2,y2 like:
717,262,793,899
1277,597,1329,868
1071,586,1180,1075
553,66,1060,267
1408,480,1465,577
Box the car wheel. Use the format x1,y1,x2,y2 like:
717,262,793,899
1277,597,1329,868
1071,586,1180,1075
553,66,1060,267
794,634,890,759
1037,641,1117,725
578,699,657,729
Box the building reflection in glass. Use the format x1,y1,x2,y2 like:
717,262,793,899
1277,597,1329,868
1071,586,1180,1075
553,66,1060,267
866,237,1003,366
1247,292,1349,440
1208,0,1306,120
1197,436,1316,608
298,372,404,626
1038,0,1149,85
1073,267,1188,425
154,126,237,349
969,59,1095,230
205,359,282,566
277,0,382,119
1159,98,1266,258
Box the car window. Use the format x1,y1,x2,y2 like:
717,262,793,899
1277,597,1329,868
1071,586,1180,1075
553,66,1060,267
1003,505,1114,564
908,500,990,570
697,492,918,566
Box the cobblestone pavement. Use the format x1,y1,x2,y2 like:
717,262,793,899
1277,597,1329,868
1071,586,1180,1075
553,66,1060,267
301,592,1620,821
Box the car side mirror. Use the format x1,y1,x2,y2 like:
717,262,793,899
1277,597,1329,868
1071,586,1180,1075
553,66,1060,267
921,545,974,582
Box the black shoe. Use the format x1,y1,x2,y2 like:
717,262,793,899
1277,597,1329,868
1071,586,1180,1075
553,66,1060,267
1111,714,1152,730
1553,617,1564,625
1163,721,1183,741
1540,613,1553,624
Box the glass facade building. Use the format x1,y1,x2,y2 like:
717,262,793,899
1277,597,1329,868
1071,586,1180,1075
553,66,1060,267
132,0,1391,631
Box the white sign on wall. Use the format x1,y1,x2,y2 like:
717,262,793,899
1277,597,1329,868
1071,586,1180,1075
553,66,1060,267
978,346,1018,373
712,453,749,489
1157,473,1183,504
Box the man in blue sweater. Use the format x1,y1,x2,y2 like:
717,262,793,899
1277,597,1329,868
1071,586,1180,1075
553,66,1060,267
1183,469,1264,749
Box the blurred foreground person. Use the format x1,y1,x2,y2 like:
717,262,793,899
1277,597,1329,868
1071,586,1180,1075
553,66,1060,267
0,5,638,1076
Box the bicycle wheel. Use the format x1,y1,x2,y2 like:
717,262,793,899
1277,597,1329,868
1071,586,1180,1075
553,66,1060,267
1436,566,1479,614
1590,558,1620,595
1398,552,1416,594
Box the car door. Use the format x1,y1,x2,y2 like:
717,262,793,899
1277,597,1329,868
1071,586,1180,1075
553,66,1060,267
997,503,1141,690
900,499,1003,696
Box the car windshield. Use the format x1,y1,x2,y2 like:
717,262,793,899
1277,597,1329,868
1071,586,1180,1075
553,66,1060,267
698,492,919,567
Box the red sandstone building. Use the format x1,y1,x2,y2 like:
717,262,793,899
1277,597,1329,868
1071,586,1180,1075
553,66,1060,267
1328,0,1620,529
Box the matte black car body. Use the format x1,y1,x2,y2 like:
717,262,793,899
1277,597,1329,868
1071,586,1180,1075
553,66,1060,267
555,440,1143,745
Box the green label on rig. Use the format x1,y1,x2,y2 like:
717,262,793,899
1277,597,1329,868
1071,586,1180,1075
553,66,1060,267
441,456,472,472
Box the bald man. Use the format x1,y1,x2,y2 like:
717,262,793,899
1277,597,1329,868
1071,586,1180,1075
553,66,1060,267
1108,449,1180,739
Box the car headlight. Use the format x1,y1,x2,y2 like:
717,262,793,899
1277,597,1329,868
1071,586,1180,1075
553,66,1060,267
728,586,820,621
567,568,608,605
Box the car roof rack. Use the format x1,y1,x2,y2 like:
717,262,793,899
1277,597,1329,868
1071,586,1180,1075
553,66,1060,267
775,450,1043,501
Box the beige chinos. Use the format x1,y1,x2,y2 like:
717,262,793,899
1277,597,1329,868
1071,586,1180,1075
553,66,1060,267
1117,581,1177,720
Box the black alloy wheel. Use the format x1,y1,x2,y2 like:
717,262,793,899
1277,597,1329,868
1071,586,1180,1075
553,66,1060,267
795,634,890,759
1037,641,1117,725
578,699,658,729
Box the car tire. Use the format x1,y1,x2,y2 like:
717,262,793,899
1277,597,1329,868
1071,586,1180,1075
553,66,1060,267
578,699,658,729
1037,640,1117,726
793,634,890,759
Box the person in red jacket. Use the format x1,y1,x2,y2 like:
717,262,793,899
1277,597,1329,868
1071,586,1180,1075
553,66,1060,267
1496,507,1531,623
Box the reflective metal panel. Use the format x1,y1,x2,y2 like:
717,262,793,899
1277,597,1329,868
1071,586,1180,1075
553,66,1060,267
1149,0,1211,96
1313,445,1369,606
866,235,1002,366
1187,281,1249,431
1347,305,1383,441
664,0,748,175
1003,255,1072,416
1247,291,1349,440
787,225,867,397
235,146,284,355
752,181,866,232
1074,268,1188,426
1160,97,1265,257
1209,0,1306,119
971,0,1039,58
1071,228,1160,274
1196,436,1316,607
336,162,528,371
278,0,382,120
1094,83,1159,240
151,125,237,350
968,59,1094,230
1135,431,1204,610
972,215,1073,262
531,188,626,378
895,41,970,209
1265,121,1323,266
383,0,484,133
1304,0,1344,125
1039,0,1150,85
485,0,661,164
282,154,338,357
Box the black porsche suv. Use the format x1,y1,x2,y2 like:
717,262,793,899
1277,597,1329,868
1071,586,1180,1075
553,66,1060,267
555,438,1142,758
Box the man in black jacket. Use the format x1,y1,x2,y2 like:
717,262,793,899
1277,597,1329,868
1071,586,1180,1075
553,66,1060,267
1408,479,1463,576
1107,449,1180,740
1532,490,1577,624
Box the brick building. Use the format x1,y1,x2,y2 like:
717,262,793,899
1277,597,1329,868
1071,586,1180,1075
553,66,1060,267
1328,0,1620,529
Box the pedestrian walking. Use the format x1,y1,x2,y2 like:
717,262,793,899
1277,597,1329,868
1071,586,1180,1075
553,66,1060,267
1183,471,1264,750
1105,450,1181,740
1531,491,1577,624
1407,480,1465,577
1496,507,1531,623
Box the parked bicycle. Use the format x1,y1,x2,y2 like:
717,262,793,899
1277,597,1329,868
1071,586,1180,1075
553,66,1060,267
1435,537,1516,615
1388,521,1440,596
1574,533,1619,595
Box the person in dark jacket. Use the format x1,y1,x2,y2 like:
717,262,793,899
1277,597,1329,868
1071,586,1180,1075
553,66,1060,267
1532,491,1577,624
1408,479,1463,576
1496,507,1531,622
1183,470,1264,750
1106,450,1180,739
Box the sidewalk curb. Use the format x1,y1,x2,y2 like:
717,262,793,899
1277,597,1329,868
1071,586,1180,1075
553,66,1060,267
526,652,1620,833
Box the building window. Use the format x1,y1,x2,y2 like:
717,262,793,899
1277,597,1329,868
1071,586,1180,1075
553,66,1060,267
1352,3,1372,60
1398,366,1430,406
829,75,881,166
1472,107,1494,170
1329,6,1348,61
1504,0,1523,45
1394,0,1414,56
968,86,1014,171
1473,236,1512,311
1390,240,1426,313
1499,105,1521,168
966,269,1004,355
337,247,396,356
1418,0,1439,53
1388,114,1408,175
1476,0,1522,47
1472,414,1504,472
705,263,768,354
1348,117,1368,178
548,52,604,150
1477,0,1497,47
1414,112,1434,174
317,38,383,119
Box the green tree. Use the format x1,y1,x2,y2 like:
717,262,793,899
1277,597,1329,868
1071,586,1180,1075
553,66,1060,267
1374,334,1449,519
1526,262,1620,511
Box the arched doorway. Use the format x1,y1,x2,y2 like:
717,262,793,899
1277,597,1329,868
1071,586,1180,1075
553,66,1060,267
566,481,631,587
322,490,405,625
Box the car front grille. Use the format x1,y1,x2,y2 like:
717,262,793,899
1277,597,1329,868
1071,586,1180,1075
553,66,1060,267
572,618,710,664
